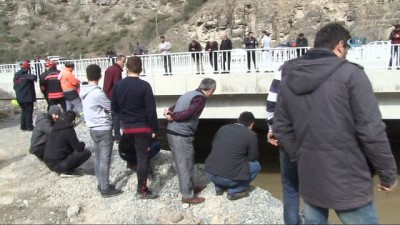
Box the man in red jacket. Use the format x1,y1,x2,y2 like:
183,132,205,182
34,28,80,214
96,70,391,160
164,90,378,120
104,55,126,143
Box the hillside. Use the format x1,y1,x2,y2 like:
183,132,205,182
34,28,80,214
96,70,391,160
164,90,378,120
0,0,398,63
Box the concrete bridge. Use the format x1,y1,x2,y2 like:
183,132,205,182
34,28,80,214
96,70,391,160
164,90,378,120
1,46,399,119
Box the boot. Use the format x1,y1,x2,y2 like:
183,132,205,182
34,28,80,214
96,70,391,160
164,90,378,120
136,179,158,199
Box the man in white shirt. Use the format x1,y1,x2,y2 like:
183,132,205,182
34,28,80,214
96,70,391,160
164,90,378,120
159,36,172,75
261,31,272,72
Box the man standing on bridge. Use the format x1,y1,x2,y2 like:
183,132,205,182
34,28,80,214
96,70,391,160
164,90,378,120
274,22,398,224
164,78,216,205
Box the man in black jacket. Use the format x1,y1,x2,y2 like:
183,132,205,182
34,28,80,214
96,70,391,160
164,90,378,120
243,32,259,72
40,61,66,111
30,105,61,161
205,39,219,73
13,61,37,131
44,110,91,176
188,40,204,74
205,111,260,201
274,23,397,224
220,33,232,73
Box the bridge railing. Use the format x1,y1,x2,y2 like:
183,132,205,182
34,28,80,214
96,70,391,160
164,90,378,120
1,45,399,80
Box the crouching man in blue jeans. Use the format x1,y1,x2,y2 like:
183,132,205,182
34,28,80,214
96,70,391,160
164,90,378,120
205,111,261,200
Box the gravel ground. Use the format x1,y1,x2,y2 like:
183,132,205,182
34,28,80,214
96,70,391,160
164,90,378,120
0,103,283,224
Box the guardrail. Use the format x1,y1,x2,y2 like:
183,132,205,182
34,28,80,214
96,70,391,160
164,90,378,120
1,45,399,80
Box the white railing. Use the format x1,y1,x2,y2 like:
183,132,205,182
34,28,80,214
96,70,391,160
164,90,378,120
1,45,399,80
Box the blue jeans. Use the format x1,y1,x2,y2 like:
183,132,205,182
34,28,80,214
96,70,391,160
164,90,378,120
205,161,261,194
280,148,301,225
304,201,378,224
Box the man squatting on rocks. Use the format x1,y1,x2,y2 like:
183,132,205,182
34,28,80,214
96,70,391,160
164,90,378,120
29,105,62,161
44,110,92,176
164,78,217,205
112,56,159,199
273,22,398,224
205,111,261,201
80,64,123,198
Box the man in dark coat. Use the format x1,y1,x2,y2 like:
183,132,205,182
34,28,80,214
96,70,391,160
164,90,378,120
205,111,260,201
44,110,91,176
274,22,397,224
220,33,232,73
243,32,259,72
13,61,37,131
188,40,204,74
30,105,61,160
205,39,219,73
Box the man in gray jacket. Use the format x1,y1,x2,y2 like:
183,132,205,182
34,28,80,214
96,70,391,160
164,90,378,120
80,64,122,198
164,78,216,205
274,22,397,224
30,105,61,160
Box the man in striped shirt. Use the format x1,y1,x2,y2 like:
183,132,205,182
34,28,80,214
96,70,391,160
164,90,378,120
266,69,301,225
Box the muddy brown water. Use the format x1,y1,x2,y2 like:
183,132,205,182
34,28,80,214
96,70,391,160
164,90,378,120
159,119,400,224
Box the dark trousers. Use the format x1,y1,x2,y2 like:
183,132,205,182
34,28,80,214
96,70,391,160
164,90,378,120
46,150,91,174
118,132,152,190
119,140,161,164
163,55,172,74
246,50,257,71
31,144,45,161
389,45,399,68
112,111,121,140
48,98,67,112
209,52,218,71
19,102,34,130
222,52,231,71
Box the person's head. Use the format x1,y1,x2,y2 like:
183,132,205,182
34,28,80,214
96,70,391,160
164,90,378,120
248,32,254,37
314,22,351,58
116,55,126,68
395,24,400,31
160,35,165,43
48,105,61,121
298,33,304,38
86,64,102,82
46,60,57,69
198,78,216,97
61,110,77,126
20,61,30,70
238,111,256,129
221,33,228,40
262,30,270,36
64,62,75,70
126,56,142,74
191,40,197,46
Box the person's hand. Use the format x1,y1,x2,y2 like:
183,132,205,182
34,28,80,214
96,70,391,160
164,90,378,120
164,108,173,121
267,131,279,147
152,133,156,139
378,179,398,192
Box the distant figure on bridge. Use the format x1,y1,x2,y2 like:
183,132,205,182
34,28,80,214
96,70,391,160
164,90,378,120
220,33,232,73
296,33,308,57
164,78,217,205
133,42,146,56
106,47,117,64
30,105,61,161
273,22,398,224
188,40,204,74
205,111,260,201
159,35,172,75
243,32,259,73
205,38,219,73
104,55,126,143
40,61,66,111
261,30,272,73
60,62,84,121
13,61,37,131
389,24,400,69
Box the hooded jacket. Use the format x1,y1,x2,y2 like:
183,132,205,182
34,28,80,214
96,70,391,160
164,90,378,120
30,113,54,154
44,118,85,162
80,83,112,130
274,48,397,210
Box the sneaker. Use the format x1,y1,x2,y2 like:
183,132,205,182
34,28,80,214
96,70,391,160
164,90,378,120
216,190,224,196
227,191,249,201
100,186,123,198
136,189,158,199
181,196,205,205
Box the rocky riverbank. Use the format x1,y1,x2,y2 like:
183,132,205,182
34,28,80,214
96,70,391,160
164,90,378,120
0,106,283,224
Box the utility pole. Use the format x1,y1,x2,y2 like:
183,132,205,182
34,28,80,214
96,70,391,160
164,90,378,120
155,12,159,37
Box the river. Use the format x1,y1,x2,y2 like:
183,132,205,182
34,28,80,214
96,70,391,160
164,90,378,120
159,119,400,223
